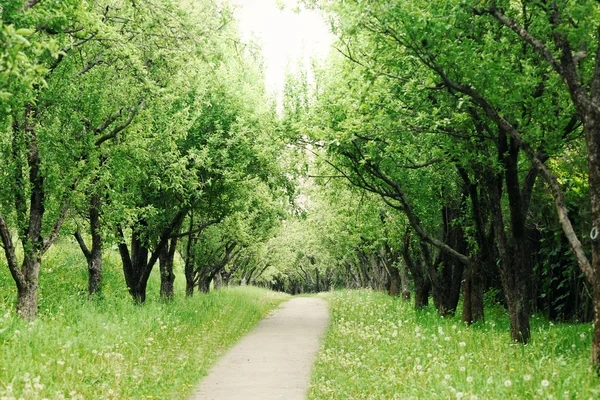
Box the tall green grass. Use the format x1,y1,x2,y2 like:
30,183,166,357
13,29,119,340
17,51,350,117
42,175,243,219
309,290,600,399
0,240,288,399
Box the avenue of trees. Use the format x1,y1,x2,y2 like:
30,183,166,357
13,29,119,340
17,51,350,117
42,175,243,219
0,0,293,317
267,0,600,371
3,0,600,374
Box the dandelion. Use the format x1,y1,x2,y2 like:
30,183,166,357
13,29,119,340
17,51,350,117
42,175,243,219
541,379,550,387
580,333,586,341
392,330,398,338
460,366,466,372
467,376,474,383
523,374,531,381
504,379,512,387
445,336,451,341
459,342,466,347
456,392,464,399
445,374,451,380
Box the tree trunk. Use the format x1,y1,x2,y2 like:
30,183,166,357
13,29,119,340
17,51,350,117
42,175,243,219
399,261,411,301
430,203,467,317
159,236,178,301
593,282,600,369
315,267,321,292
15,256,41,319
388,263,400,297
414,268,431,309
213,272,224,289
198,276,211,293
88,193,103,295
462,260,485,324
585,111,600,370
402,231,431,309
488,164,531,343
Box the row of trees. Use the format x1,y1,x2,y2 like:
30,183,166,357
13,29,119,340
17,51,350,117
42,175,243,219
272,0,600,371
0,0,294,318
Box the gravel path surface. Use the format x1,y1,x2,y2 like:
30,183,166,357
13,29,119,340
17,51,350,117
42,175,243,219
190,297,329,400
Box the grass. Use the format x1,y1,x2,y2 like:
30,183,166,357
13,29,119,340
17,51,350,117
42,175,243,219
308,290,600,400
0,240,289,399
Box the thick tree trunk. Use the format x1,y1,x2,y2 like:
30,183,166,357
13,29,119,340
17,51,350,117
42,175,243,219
488,163,531,343
213,272,224,290
16,257,40,319
402,232,431,309
462,260,485,324
584,112,600,370
388,264,400,297
88,252,103,296
428,204,466,317
198,276,211,293
414,270,431,309
159,240,177,300
593,283,600,369
16,284,38,320
457,165,488,323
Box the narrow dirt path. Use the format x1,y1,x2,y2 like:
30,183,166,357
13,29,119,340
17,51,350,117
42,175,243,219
190,297,329,400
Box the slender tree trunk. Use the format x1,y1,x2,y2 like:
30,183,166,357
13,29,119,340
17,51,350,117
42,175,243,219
88,194,103,295
399,261,411,301
315,267,321,292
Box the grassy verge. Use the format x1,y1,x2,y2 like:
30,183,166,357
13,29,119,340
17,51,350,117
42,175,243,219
309,290,600,399
0,241,288,399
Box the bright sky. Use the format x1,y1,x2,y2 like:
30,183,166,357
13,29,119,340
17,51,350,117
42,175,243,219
230,0,333,97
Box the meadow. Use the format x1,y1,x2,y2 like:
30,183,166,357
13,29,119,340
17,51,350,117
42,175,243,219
308,290,600,400
0,241,288,399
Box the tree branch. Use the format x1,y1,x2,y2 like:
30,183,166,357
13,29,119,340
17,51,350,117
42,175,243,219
0,213,24,289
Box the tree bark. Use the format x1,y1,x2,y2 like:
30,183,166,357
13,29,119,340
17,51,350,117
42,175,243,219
159,234,178,300
388,263,400,297
75,193,104,296
119,210,187,303
15,256,41,319
399,261,411,301
402,232,430,309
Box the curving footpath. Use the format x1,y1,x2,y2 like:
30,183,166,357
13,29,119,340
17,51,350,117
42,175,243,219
190,297,330,400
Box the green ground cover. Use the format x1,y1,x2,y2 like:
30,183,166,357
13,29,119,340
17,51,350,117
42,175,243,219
0,241,288,399
309,290,599,400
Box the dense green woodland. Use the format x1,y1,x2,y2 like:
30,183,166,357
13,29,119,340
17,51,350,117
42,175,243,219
3,0,600,384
